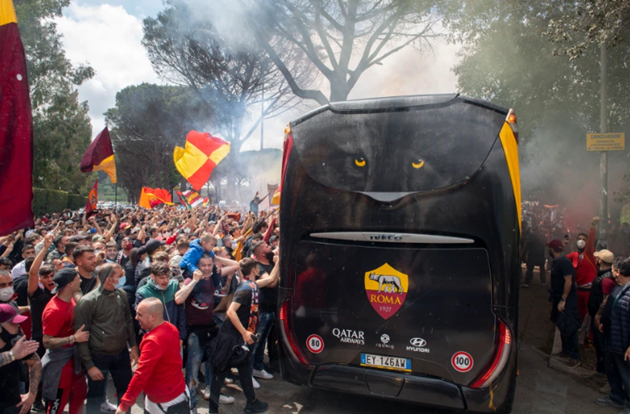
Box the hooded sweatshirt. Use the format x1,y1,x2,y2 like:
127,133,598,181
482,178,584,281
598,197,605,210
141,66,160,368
135,278,186,340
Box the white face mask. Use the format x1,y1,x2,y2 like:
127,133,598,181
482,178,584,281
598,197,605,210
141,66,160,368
0,287,14,302
232,241,238,250
577,240,586,250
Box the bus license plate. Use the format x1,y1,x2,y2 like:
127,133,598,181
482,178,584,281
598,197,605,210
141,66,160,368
361,353,411,372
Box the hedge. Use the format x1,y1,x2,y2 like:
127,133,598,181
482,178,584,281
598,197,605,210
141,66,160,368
67,194,87,211
33,188,86,217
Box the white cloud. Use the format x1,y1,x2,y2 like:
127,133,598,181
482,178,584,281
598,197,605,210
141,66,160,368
55,3,161,137
56,2,459,148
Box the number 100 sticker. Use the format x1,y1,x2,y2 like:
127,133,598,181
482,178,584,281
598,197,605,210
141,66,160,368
451,351,473,372
306,335,324,354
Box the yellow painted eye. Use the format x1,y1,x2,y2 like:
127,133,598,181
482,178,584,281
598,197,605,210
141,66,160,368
412,159,425,169
355,158,366,167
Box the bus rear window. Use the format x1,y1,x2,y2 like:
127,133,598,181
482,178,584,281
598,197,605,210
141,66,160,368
291,100,506,194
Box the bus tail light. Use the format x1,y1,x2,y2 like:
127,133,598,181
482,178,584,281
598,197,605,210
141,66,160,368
469,320,512,389
506,109,518,144
279,300,310,365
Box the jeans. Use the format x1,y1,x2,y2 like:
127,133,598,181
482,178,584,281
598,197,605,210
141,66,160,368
525,261,545,285
86,349,133,413
606,352,630,407
209,353,255,413
592,318,606,374
560,328,580,360
185,331,213,408
251,311,275,371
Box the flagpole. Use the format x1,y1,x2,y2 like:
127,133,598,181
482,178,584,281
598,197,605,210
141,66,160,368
115,183,118,209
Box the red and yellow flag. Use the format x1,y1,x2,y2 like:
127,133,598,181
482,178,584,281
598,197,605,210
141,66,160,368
85,180,98,217
174,131,230,191
80,126,117,184
138,187,172,209
0,0,34,235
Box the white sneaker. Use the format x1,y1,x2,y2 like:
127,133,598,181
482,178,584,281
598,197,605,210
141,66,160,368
252,376,260,389
100,401,117,413
219,394,235,404
253,369,274,380
203,385,211,401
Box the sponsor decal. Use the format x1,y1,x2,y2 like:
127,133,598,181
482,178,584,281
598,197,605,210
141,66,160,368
407,337,430,353
364,263,408,320
451,351,474,372
306,335,324,354
332,328,365,345
376,333,394,350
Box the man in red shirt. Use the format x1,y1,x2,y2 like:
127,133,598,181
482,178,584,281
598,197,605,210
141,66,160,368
116,297,188,414
41,268,90,414
566,217,599,321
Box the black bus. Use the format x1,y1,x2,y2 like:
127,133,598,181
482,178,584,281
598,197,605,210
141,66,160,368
277,94,521,413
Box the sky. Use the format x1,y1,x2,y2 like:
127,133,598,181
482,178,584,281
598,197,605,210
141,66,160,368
56,1,461,151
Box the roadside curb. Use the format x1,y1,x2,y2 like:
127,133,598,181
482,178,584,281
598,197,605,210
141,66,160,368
520,343,594,379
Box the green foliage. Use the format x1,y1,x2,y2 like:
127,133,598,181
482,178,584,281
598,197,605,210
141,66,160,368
32,188,49,217
546,0,630,59
438,0,630,213
105,83,213,201
67,194,87,211
33,188,87,216
15,0,95,194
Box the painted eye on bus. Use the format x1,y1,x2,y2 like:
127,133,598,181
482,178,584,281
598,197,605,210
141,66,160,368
412,159,425,169
354,157,366,167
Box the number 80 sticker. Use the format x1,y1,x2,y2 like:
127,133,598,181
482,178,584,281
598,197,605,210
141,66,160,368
451,351,473,372
306,334,324,354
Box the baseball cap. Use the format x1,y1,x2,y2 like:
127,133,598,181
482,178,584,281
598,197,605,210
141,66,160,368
52,268,78,294
120,222,132,231
0,304,27,324
92,234,104,243
546,239,564,253
137,246,147,256
145,239,166,254
69,235,88,243
594,249,614,264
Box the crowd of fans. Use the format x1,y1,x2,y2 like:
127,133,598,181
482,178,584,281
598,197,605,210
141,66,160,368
0,201,279,414
522,203,630,414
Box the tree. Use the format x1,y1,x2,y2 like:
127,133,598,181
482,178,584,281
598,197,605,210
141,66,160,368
15,0,95,194
142,1,306,200
105,83,213,202
440,0,630,209
240,0,439,104
546,0,630,58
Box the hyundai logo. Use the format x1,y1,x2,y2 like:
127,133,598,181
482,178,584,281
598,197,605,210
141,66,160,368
410,337,427,347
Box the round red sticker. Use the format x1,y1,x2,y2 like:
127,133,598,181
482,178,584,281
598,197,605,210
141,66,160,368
451,351,474,372
306,335,324,354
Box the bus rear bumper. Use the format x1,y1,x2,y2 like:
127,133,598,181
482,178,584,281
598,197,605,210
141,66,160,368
281,361,515,413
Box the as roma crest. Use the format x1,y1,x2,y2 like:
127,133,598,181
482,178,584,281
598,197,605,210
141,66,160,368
365,263,408,320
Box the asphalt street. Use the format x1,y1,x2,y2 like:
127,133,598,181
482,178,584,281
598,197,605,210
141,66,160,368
116,269,615,414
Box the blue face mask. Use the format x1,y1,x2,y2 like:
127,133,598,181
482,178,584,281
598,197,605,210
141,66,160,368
115,276,126,289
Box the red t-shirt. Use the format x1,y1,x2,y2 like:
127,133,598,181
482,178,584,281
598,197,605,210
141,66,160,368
566,227,597,286
42,296,76,347
602,278,616,295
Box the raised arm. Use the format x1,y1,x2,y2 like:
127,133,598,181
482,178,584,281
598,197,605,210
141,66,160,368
29,234,53,296
174,271,202,305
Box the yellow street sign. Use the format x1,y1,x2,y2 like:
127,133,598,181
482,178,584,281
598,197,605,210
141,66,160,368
587,133,625,151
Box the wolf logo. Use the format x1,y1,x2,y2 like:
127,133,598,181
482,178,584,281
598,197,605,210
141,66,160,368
368,273,403,294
